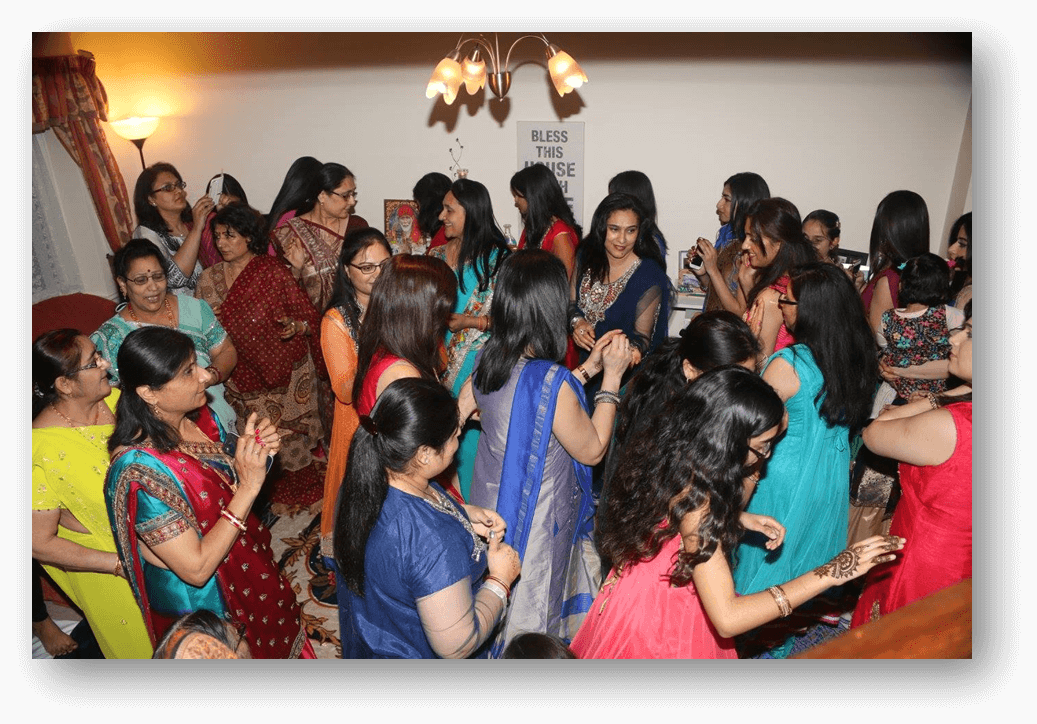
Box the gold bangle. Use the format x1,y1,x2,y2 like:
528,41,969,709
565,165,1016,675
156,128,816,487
575,365,590,383
113,558,124,578
767,585,792,618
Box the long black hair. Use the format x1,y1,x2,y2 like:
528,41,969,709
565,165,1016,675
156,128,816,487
351,255,457,403
448,178,510,294
512,163,582,250
333,378,460,595
598,366,784,586
868,190,930,277
725,172,771,244
412,172,452,238
325,228,393,327
108,327,198,454
266,156,322,228
608,170,665,255
743,197,819,309
32,328,84,419
133,162,192,234
947,211,972,302
474,250,569,395
576,193,665,286
611,311,760,466
786,262,878,434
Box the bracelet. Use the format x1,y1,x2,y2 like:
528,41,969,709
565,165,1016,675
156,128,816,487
206,365,221,384
593,390,621,406
480,580,508,605
926,393,939,410
478,316,489,333
220,508,247,533
767,585,792,618
575,365,590,383
113,558,124,578
570,315,584,333
484,574,512,598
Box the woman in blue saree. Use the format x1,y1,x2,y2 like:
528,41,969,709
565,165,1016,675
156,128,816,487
428,178,511,500
570,193,670,405
468,250,633,656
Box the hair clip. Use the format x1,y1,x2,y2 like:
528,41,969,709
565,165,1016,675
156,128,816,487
896,261,908,271
359,415,379,437
33,382,45,398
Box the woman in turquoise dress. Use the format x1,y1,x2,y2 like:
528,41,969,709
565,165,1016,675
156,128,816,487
733,262,877,657
428,178,510,500
91,239,237,428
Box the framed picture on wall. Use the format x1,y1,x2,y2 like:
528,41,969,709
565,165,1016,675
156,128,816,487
384,199,424,255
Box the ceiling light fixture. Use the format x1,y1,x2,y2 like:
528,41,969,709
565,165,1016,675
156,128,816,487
426,34,587,104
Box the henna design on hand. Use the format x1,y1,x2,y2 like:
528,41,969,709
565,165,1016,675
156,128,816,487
813,547,862,580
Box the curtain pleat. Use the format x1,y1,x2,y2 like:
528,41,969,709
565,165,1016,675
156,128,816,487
32,52,134,252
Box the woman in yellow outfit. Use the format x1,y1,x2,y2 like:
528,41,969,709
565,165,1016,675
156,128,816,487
32,329,152,658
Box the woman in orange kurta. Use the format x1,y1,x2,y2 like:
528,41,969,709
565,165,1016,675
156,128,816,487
319,229,393,566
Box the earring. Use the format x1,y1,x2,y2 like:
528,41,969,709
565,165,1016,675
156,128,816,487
151,403,162,418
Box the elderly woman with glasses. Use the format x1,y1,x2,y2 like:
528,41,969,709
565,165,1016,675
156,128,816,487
92,239,238,429
32,329,154,658
131,162,215,295
271,162,369,313
194,203,326,488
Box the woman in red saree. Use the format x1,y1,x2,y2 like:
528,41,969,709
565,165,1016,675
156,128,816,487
195,203,325,487
104,326,314,658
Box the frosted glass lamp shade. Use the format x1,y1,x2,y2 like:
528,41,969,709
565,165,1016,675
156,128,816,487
109,116,160,141
546,46,588,97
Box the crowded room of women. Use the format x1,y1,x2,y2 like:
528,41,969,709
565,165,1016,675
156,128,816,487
31,31,971,660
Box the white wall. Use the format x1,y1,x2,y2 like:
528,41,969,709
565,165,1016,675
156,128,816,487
69,34,972,293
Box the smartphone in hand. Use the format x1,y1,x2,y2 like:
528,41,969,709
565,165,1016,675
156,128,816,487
208,174,224,206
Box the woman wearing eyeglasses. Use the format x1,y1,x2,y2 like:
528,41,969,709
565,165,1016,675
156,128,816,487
271,162,370,313
32,329,154,658
92,239,238,429
318,228,392,567
131,162,214,295
194,203,325,490
733,262,878,658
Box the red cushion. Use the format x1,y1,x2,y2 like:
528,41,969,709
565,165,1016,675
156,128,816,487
32,293,117,340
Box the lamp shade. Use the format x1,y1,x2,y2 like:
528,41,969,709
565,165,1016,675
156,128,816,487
546,46,588,97
426,52,464,105
461,53,486,95
109,116,160,141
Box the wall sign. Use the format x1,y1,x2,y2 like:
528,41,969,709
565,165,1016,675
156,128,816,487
516,121,585,227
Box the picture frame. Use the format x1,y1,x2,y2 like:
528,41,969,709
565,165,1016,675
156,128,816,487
835,249,870,279
384,199,424,255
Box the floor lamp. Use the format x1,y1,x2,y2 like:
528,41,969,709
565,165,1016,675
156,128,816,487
109,117,160,171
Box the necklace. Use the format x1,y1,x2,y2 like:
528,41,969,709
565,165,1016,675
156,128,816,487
128,296,175,327
49,402,112,450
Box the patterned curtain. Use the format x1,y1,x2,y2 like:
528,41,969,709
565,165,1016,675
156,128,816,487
32,51,133,253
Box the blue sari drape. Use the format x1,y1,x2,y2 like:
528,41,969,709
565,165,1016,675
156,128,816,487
491,359,597,657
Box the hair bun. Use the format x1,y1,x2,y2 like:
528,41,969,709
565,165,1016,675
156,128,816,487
359,415,379,437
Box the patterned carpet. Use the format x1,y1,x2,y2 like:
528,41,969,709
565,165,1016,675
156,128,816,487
269,507,342,658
